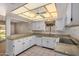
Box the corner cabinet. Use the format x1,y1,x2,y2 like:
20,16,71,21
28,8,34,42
35,36,42,46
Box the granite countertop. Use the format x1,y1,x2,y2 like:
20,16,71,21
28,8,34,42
7,33,33,40
7,32,71,40
54,43,79,56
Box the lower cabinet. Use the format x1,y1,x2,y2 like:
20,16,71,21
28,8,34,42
42,37,59,49
12,36,35,55
35,36,42,46
13,39,23,55
22,38,31,51
7,35,59,56
29,36,35,47
42,38,48,47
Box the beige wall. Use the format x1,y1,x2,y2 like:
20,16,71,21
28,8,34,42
11,23,15,35
15,22,32,34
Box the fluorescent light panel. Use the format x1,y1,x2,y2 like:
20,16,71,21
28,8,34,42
19,14,32,19
34,15,43,19
23,11,36,18
12,6,28,14
42,12,51,17
24,3,48,10
46,4,56,12
51,13,57,18
11,3,57,21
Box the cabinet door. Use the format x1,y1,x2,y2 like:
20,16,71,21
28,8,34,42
35,37,42,46
47,38,59,49
26,36,34,47
22,38,30,51
32,21,45,30
47,39,55,48
13,39,23,55
42,38,48,47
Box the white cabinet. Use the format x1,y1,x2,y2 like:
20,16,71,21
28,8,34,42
22,38,30,51
47,37,59,48
7,35,59,56
42,37,49,48
13,39,23,55
28,36,35,47
35,36,42,46
42,37,59,49
12,36,35,55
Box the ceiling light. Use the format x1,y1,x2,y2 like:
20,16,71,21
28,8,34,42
45,3,56,12
33,7,46,14
34,15,43,19
12,6,28,14
51,13,57,18
24,3,48,10
23,11,36,18
42,12,51,17
18,14,32,19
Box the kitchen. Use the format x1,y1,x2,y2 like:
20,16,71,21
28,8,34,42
0,3,79,56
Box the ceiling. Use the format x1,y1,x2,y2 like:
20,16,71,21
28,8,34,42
0,3,25,16
0,3,25,22
11,3,58,21
1,3,79,25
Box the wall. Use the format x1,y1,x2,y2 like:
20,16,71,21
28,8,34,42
11,23,15,35
15,22,32,34
32,21,45,31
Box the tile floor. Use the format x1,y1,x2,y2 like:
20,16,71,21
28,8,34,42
19,46,67,56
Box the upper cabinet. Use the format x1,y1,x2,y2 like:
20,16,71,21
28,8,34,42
55,3,68,31
32,21,45,31
66,4,71,25
70,3,79,26
55,3,72,31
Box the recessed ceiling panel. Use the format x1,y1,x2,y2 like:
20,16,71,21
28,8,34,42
34,15,43,19
11,3,58,21
51,13,57,18
33,7,46,14
18,14,32,20
24,3,48,10
12,6,28,14
23,11,36,18
42,12,51,18
45,4,56,12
